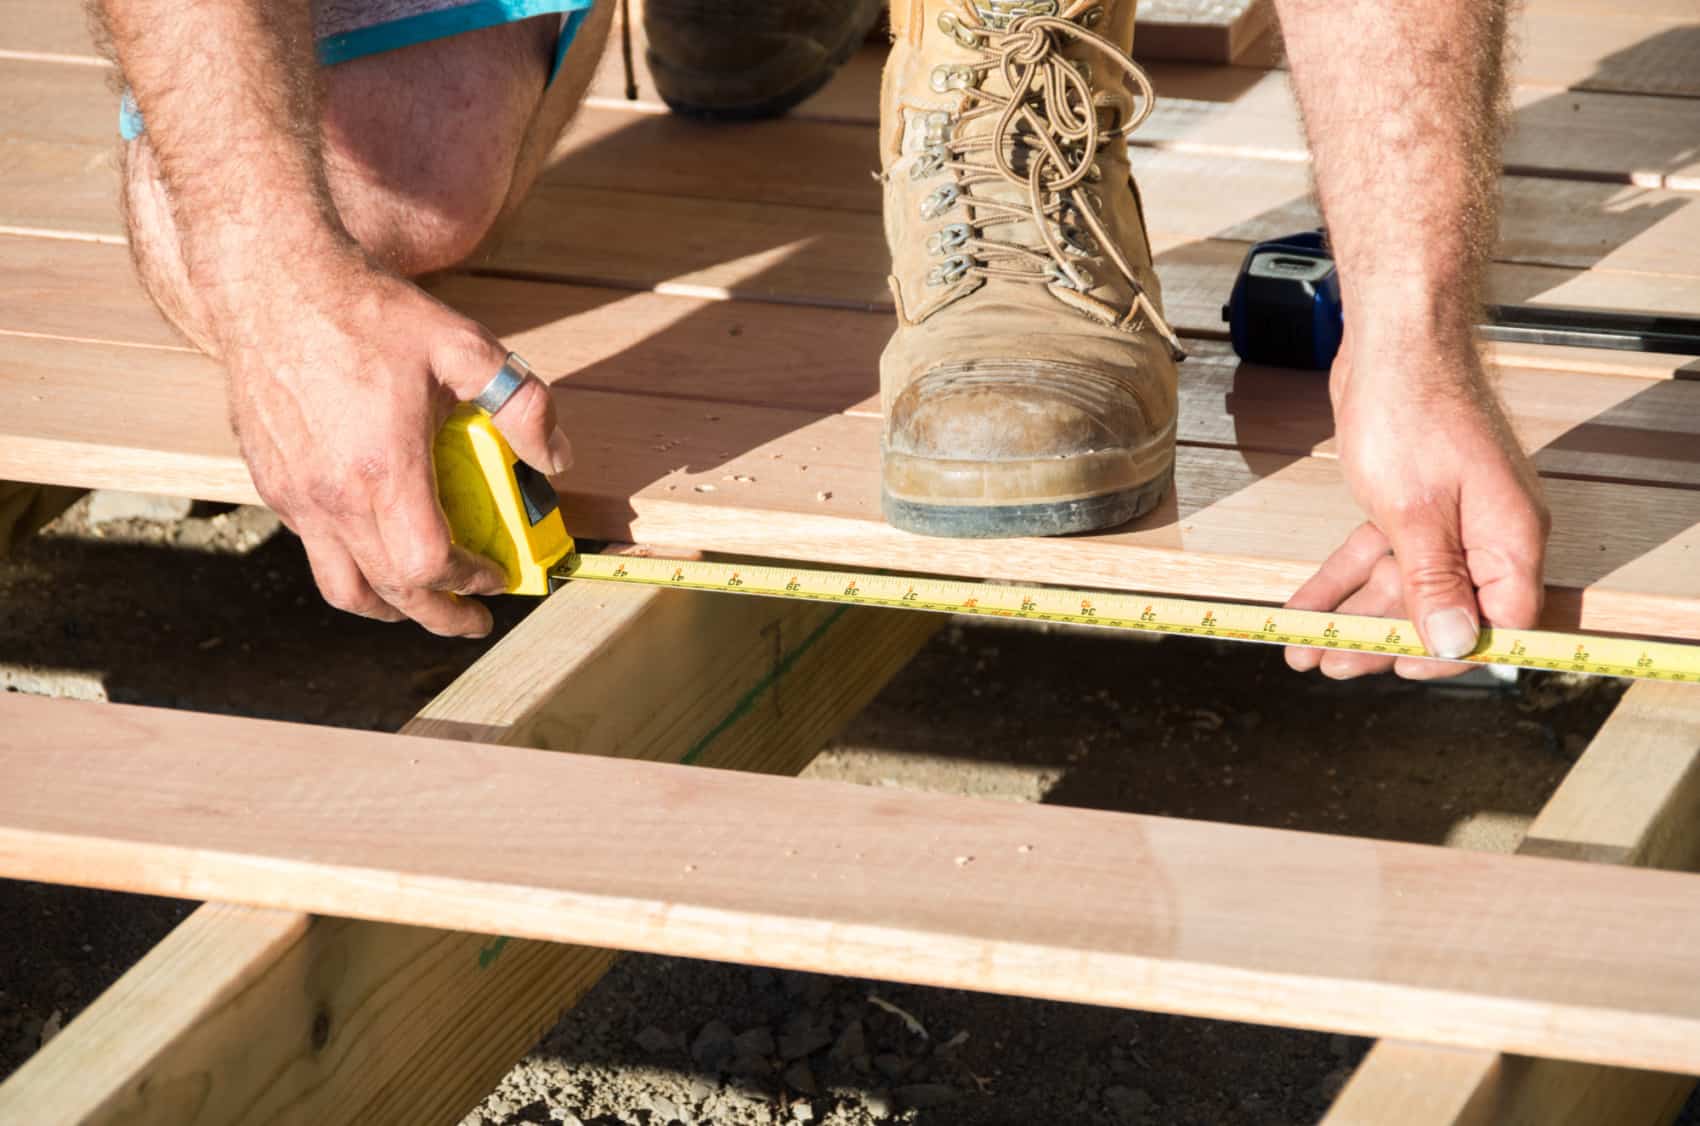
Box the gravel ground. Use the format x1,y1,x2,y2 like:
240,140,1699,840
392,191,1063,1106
3,495,1682,1125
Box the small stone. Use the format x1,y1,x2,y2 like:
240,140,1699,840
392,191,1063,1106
790,1102,816,1123
894,1083,959,1110
635,1025,673,1054
863,1091,895,1118
729,1052,774,1077
38,1009,63,1047
691,1019,735,1071
643,1093,682,1122
733,1027,776,1058
778,1025,834,1061
783,1059,818,1095
86,490,194,526
694,484,717,493
815,491,833,502
829,1020,866,1062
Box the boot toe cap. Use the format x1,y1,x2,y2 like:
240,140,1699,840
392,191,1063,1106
885,361,1156,461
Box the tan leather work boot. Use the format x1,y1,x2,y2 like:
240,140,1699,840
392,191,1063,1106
880,0,1185,537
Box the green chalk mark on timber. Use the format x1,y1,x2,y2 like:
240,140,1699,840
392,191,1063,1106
679,605,849,766
478,935,511,969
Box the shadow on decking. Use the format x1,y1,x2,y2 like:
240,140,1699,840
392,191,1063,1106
429,18,1700,616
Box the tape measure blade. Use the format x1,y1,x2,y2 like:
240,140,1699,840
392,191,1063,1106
558,554,1700,684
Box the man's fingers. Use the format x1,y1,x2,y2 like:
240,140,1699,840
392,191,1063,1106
1384,501,1481,660
1315,555,1402,679
491,375,573,478
363,489,507,637
1283,523,1391,672
298,531,405,623
437,333,572,476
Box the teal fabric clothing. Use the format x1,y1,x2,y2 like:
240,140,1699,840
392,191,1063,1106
119,0,595,141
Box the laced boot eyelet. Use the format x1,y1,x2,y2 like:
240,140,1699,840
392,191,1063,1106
920,183,962,219
937,12,980,46
1059,225,1099,256
930,64,977,93
927,255,973,287
978,0,1058,26
911,145,949,181
922,110,953,148
1081,6,1104,26
926,223,972,255
1048,262,1095,291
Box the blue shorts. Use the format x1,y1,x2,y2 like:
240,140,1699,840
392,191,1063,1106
120,0,596,140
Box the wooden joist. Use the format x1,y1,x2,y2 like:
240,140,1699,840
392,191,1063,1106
14,694,1700,1074
1324,681,1700,1126
0,577,938,1124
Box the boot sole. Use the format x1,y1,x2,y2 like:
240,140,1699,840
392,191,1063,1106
883,471,1171,538
882,441,1176,539
652,0,885,122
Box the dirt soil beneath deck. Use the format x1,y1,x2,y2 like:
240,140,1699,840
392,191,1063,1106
1,497,1686,1125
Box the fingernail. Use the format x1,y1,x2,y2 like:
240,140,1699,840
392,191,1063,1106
548,428,574,475
1424,608,1479,660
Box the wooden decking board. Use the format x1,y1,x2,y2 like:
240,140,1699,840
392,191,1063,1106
5,333,1700,639
6,233,1693,396
1127,0,1275,63
0,562,938,1125
1513,10,1700,98
1325,681,1700,1126
16,694,1700,1074
9,240,1700,494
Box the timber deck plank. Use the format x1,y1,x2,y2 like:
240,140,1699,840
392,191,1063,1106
16,695,1700,1075
4,334,1700,640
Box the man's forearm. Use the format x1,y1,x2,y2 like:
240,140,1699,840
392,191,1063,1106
1274,0,1509,371
97,0,353,322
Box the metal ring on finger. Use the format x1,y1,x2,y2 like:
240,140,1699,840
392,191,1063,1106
472,352,534,415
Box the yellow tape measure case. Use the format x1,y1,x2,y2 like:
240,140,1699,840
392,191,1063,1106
433,404,573,595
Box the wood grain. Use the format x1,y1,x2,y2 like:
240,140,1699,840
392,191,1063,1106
0,577,938,1125
11,239,1697,481
1325,681,1700,1126
1131,0,1276,63
4,334,1700,637
13,695,1700,1074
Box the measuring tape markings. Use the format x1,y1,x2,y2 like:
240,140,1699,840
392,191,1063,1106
563,554,1700,684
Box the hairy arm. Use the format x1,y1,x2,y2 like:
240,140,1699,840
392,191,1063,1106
96,1,570,637
97,0,353,331
1273,0,1549,678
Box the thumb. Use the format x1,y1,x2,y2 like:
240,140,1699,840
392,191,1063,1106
440,338,573,476
1384,501,1481,660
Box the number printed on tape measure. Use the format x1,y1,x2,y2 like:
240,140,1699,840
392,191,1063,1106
560,554,1700,684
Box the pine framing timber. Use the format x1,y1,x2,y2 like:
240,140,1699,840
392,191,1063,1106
12,694,1700,1075
1323,681,1700,1126
0,575,938,1125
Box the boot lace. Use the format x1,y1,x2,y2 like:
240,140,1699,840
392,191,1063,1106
915,0,1185,358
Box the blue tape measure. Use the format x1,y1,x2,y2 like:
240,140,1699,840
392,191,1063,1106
1221,231,1343,371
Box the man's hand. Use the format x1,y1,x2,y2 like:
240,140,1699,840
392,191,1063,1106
97,1,575,635
1284,331,1549,677
1271,0,1541,676
224,254,572,637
